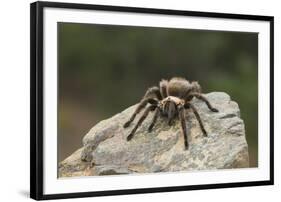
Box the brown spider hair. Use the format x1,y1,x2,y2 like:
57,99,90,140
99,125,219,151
123,77,218,150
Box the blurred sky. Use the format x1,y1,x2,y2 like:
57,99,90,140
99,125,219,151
58,22,258,167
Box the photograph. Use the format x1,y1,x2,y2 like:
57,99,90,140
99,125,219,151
30,1,273,199
58,22,258,177
1,0,279,201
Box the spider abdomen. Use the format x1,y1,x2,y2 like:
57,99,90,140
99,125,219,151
167,77,192,98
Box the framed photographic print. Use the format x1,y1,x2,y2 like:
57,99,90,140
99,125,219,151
30,1,274,200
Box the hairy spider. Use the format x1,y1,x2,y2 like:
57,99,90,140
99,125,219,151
123,77,219,150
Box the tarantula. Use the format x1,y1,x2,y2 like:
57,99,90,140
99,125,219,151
123,77,219,150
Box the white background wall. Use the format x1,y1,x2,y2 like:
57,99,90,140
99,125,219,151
0,0,279,201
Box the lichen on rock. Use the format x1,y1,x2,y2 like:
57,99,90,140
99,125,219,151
59,92,249,177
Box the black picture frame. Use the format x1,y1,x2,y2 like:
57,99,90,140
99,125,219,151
30,1,274,200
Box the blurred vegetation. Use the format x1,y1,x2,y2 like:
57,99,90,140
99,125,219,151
58,23,258,167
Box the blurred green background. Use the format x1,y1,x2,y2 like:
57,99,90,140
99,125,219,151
58,23,258,167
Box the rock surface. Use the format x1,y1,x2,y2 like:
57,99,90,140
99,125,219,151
59,92,249,177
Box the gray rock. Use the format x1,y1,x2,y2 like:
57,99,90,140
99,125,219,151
59,92,249,177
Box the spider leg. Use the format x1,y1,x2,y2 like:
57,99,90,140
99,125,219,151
148,107,160,132
168,101,178,126
178,105,189,150
159,79,168,98
145,86,162,100
127,105,156,141
124,98,158,128
123,86,160,128
190,93,219,112
187,103,207,137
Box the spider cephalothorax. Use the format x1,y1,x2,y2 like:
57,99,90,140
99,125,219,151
123,77,219,150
